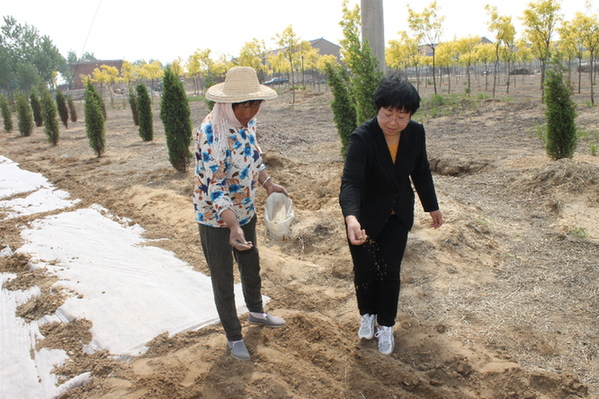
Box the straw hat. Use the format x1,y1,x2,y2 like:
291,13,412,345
206,66,277,103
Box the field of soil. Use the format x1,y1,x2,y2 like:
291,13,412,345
1,73,598,398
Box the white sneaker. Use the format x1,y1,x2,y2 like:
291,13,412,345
375,326,394,355
358,314,377,340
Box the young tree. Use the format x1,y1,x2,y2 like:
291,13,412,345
521,0,562,95
55,89,69,128
16,92,34,137
29,89,43,127
407,1,445,95
40,87,59,145
67,94,77,122
138,60,164,94
435,40,456,93
0,94,12,132
486,5,516,97
476,42,495,90
325,61,357,157
84,80,106,156
455,36,481,96
93,65,120,106
339,0,384,124
544,62,577,160
187,49,213,96
160,66,193,173
570,7,599,105
136,83,153,141
386,31,420,78
275,25,302,103
237,39,268,78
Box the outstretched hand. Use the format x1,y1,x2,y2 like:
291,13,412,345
346,215,368,245
429,210,444,229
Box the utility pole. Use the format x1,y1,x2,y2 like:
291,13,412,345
361,0,386,73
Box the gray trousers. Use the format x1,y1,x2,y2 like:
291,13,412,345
198,216,264,341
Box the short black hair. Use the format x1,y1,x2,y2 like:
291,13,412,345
373,74,420,115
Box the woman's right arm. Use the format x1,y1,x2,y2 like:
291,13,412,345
340,132,368,245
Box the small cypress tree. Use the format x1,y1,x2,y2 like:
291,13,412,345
16,92,34,137
160,67,193,172
128,87,139,125
30,90,43,127
67,94,78,122
56,90,69,129
0,94,13,132
84,81,106,156
136,83,153,141
40,88,60,145
544,63,577,160
325,62,357,158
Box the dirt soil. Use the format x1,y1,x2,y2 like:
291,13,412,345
1,74,598,399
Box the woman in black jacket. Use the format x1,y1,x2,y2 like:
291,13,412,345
339,75,443,355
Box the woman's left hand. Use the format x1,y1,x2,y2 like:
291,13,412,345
429,210,444,229
264,179,288,196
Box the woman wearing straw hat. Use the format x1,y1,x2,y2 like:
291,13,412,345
194,66,288,360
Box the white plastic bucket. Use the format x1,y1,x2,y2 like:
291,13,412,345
264,192,294,241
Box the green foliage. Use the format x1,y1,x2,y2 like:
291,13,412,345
160,67,193,173
128,88,139,126
55,90,69,129
325,62,357,157
136,83,153,141
544,63,577,160
569,226,588,239
0,94,12,132
339,2,384,124
15,92,33,137
590,143,597,156
0,16,66,91
40,88,59,145
30,90,43,126
67,95,77,122
84,81,106,156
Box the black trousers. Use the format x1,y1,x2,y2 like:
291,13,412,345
198,216,264,341
349,214,409,327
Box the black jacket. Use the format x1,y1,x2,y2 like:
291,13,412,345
339,117,439,240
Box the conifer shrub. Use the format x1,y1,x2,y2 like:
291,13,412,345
40,88,59,145
325,62,357,158
67,95,78,122
30,90,43,127
16,92,34,137
129,87,139,126
136,83,153,141
84,81,106,156
0,94,12,132
160,67,193,172
56,90,69,128
544,63,577,160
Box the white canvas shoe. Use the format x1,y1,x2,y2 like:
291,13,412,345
375,326,394,355
358,314,377,340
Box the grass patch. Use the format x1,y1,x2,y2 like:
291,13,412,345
418,93,478,121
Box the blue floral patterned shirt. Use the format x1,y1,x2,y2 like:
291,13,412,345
193,112,265,228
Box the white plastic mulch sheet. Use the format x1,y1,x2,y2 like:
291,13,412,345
0,156,254,398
